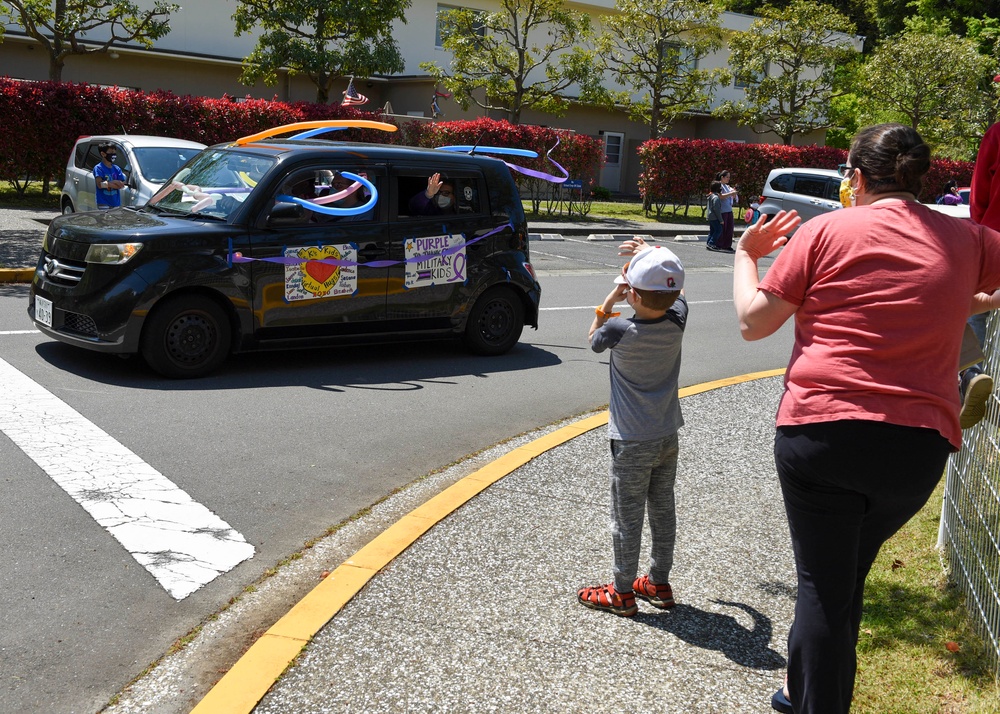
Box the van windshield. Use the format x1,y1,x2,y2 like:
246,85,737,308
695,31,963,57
147,150,274,220
132,147,203,183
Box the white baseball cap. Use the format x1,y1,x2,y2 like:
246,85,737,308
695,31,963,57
614,246,684,291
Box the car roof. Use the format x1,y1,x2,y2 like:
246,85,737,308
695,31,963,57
769,167,842,179
213,138,510,169
75,134,207,149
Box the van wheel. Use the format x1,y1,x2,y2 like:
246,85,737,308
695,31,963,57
464,287,524,355
141,295,231,378
62,201,74,215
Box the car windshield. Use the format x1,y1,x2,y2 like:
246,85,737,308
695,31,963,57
147,149,273,220
132,146,203,183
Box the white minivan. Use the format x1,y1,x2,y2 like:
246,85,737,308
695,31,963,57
60,134,205,214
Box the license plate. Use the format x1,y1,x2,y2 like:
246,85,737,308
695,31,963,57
35,296,52,328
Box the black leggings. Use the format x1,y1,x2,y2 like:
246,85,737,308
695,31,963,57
774,420,951,714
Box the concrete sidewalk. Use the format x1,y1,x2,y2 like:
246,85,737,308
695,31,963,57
105,373,793,714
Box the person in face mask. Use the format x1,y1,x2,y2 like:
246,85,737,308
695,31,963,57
94,142,127,210
409,172,457,215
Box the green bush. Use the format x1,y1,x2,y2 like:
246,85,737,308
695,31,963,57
590,185,612,201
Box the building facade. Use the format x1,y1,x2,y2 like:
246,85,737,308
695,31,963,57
1,0,862,194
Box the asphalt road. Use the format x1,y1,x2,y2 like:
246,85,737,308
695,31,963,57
0,234,792,713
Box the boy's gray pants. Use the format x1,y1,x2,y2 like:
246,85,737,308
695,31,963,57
609,433,679,593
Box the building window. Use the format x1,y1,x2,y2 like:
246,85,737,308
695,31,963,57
663,42,697,72
734,61,769,89
436,4,486,48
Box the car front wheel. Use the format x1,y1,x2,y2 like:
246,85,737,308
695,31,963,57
464,286,524,356
61,201,74,215
141,295,232,378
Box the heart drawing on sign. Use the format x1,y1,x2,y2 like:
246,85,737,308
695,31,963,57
295,244,345,297
304,260,337,284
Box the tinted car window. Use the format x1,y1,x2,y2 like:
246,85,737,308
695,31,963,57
84,142,127,173
792,176,828,198
823,179,841,201
769,174,793,192
270,166,381,225
395,170,484,218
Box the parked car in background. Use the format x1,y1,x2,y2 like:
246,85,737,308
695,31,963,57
60,135,206,214
757,167,969,230
31,122,540,378
757,167,843,233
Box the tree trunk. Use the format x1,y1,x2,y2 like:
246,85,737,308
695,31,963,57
49,58,64,82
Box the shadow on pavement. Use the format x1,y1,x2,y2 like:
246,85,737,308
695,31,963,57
634,599,787,670
33,338,563,391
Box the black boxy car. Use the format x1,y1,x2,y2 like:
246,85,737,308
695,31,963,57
28,126,540,377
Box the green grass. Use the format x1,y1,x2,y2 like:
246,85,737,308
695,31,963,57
0,181,60,210
524,199,707,224
852,481,1000,713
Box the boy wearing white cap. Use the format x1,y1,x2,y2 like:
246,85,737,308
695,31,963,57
578,246,688,617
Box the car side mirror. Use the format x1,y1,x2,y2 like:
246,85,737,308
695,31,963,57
267,201,306,227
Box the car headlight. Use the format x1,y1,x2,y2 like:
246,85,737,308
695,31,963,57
85,243,143,264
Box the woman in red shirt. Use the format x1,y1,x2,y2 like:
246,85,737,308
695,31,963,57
734,123,1000,714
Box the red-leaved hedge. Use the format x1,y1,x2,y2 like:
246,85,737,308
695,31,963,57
638,138,975,210
0,78,604,197
401,118,605,200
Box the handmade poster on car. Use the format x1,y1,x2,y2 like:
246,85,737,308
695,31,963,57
284,243,358,301
404,234,466,289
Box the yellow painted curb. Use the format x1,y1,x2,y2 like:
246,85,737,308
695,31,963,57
189,369,785,714
0,268,33,283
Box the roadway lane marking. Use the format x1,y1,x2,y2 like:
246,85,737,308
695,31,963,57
0,330,39,335
0,358,254,600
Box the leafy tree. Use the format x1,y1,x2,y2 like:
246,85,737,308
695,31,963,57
859,17,990,159
233,0,409,104
595,0,728,139
1,0,177,82
714,0,858,145
728,0,879,51
420,0,601,124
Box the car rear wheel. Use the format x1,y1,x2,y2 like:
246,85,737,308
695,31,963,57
464,286,524,356
61,201,74,215
141,295,231,378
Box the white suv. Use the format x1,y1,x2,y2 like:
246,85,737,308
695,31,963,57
757,166,970,231
60,134,205,214
757,167,843,231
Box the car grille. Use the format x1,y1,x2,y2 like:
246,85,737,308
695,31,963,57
42,255,86,286
61,311,99,337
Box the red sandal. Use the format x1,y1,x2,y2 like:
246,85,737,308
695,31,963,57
577,583,638,617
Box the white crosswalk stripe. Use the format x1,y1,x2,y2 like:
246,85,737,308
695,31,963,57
0,357,254,599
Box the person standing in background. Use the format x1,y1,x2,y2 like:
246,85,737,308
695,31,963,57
716,170,738,252
706,181,724,252
94,142,126,210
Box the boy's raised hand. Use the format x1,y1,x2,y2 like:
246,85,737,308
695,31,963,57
618,236,649,256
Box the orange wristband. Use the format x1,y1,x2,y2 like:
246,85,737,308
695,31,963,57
595,307,620,319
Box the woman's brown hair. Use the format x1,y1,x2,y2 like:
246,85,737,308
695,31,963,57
848,123,931,197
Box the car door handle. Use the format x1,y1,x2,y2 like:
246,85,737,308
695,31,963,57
357,247,388,259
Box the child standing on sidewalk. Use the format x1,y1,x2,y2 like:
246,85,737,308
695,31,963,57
706,181,724,251
578,246,688,617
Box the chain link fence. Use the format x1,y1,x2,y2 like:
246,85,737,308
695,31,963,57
940,310,1000,677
